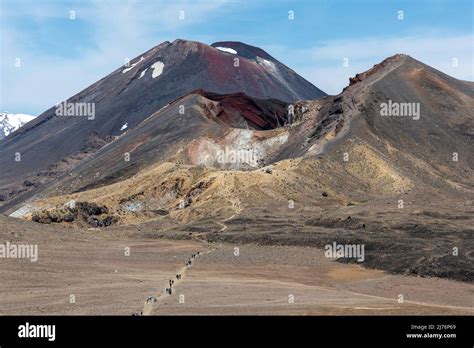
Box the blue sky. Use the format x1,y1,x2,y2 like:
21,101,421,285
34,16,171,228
1,0,473,115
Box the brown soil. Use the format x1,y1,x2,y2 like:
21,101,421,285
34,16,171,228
1,216,472,315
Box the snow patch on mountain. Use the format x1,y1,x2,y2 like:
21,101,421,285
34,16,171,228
255,56,298,99
0,112,36,139
122,57,145,73
139,68,148,79
215,47,237,54
151,61,165,78
256,56,277,73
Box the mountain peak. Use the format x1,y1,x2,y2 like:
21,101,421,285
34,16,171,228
346,53,411,88
171,38,202,46
211,41,275,61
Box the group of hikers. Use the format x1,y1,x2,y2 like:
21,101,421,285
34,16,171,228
166,251,200,296
133,251,202,316
185,251,200,268
165,278,174,294
145,296,157,303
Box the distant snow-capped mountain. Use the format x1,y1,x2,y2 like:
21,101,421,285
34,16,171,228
0,112,35,139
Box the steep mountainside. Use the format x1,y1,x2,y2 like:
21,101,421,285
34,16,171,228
0,39,326,199
6,54,473,213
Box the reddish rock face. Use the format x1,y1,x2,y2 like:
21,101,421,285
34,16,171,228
193,91,289,130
